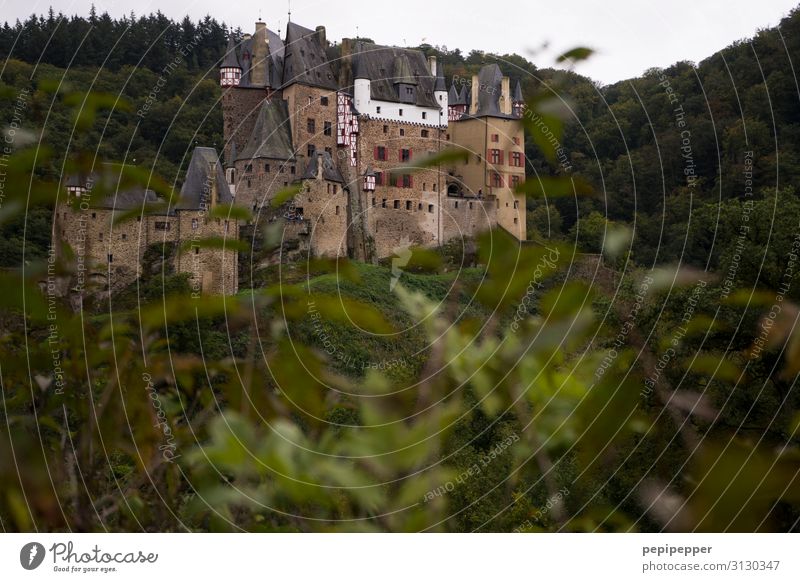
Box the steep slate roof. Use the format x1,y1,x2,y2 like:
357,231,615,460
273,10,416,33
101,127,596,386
281,22,337,89
299,151,344,183
238,99,295,161
434,67,446,92
231,31,283,88
177,148,233,210
266,29,285,88
463,63,516,119
513,79,524,102
349,41,439,109
448,82,460,103
450,83,467,106
221,36,241,69
392,54,417,85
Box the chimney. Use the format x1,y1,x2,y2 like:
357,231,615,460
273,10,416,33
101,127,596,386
428,55,437,76
470,74,479,115
316,25,327,47
501,76,511,115
251,21,268,86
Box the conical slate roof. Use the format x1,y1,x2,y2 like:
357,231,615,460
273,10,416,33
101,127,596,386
354,54,370,80
434,67,446,92
177,148,232,210
221,35,241,69
448,82,460,102
513,79,524,102
238,100,295,161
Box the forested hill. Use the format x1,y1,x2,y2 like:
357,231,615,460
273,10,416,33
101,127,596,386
2,6,800,286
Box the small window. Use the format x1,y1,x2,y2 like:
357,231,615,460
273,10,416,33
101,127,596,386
121,233,127,240
400,128,405,136
455,201,459,209
308,145,316,157
421,129,429,138
514,217,519,225
333,185,338,194
335,205,340,215
418,203,423,210
155,221,171,231
108,254,113,263
324,121,332,136
91,212,96,219
376,106,381,114
195,246,200,254
512,137,520,145
307,118,316,133
265,163,270,172
393,200,399,209
399,109,403,116
382,199,387,208
428,204,434,213
247,179,251,188
383,125,388,133
98,232,103,241
491,134,499,142
400,149,411,162
406,200,411,210
372,197,376,206
375,171,384,186
291,166,296,175
402,174,412,188
321,96,329,106
422,112,427,119
376,146,387,161
245,164,253,172
513,200,519,209
469,202,473,209
446,133,450,140
192,218,198,229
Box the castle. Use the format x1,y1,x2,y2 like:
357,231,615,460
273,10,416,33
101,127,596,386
54,18,527,296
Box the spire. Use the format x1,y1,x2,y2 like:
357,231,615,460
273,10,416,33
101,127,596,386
434,66,446,92
448,82,459,103
354,55,369,80
221,35,241,69
513,79,523,102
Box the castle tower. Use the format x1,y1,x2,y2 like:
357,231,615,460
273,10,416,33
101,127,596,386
220,35,242,87
353,55,371,114
430,56,448,126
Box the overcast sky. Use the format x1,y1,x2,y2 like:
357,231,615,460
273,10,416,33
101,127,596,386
2,0,798,83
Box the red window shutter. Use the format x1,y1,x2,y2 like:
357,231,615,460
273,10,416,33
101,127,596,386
409,148,413,160
499,150,504,165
